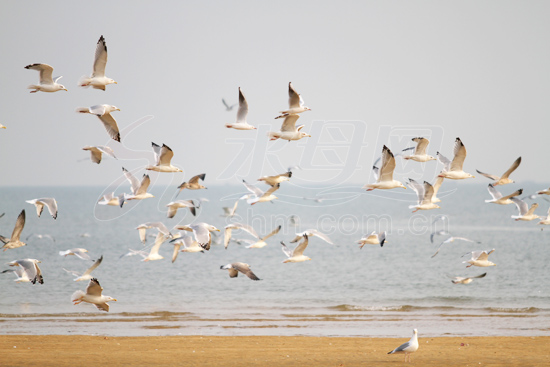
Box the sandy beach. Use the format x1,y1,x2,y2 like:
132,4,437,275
1,335,549,366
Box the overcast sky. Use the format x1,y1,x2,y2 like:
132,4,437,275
1,1,549,188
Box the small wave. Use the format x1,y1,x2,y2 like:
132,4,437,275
487,307,540,313
328,304,414,312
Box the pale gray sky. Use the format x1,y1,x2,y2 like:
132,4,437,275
1,1,549,188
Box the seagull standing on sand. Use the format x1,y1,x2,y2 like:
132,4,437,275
225,88,256,130
437,138,475,180
476,157,521,186
63,256,103,282
275,82,311,119
26,198,58,219
24,63,67,93
402,137,436,162
281,235,311,263
363,146,407,191
407,179,440,212
82,145,117,164
76,105,121,142
0,210,27,251
450,272,487,284
220,262,261,280
510,197,539,221
462,249,496,268
7,259,43,284
484,185,523,205
79,35,117,90
122,168,154,201
72,278,117,312
388,329,419,363
357,231,386,248
268,114,311,141
146,143,182,172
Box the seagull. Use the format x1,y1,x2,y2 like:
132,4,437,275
166,200,198,218
281,235,311,263
222,98,237,111
476,157,521,186
357,231,386,248
142,232,170,262
175,222,220,250
0,210,27,251
437,138,475,180
119,249,148,260
431,237,480,258
76,105,121,142
449,272,487,284
290,229,334,245
220,262,261,280
72,278,117,312
536,187,550,196
79,35,117,90
24,63,67,93
387,329,419,363
223,223,259,249
97,192,125,207
267,114,311,141
170,235,204,263
242,180,280,205
25,233,55,243
135,222,174,244
289,215,300,227
362,145,407,191
537,207,550,227
177,173,207,194
7,259,43,285
221,198,240,218
82,145,117,164
257,171,292,186
63,256,103,281
430,230,450,244
407,179,440,212
146,143,182,172
485,184,523,205
510,197,539,221
1,266,31,283
26,198,58,219
432,214,449,225
241,225,282,249
275,82,311,119
59,248,92,260
462,249,496,268
402,137,436,162
225,87,256,130
122,168,154,201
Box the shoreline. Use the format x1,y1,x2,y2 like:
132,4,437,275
1,335,549,366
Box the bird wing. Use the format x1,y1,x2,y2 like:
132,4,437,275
476,169,499,181
293,235,309,256
233,262,260,280
407,178,424,204
501,156,521,179
450,138,467,171
98,113,121,142
487,184,502,199
372,166,380,181
123,168,141,195
473,272,488,279
379,146,396,182
437,152,451,171
158,144,174,166
413,137,429,155
136,175,151,195
501,188,523,201
25,63,54,84
11,210,26,241
242,180,264,197
261,225,281,241
236,87,248,123
526,203,539,216
421,182,435,204
280,241,292,258
92,35,108,78
192,225,212,249
280,115,300,132
223,227,233,249
40,198,58,219
189,173,206,185
222,99,230,109
82,256,103,276
511,197,528,215
263,183,280,197
96,146,116,159
84,146,102,164
432,176,444,195
86,278,103,297
304,229,334,244
151,142,162,165
288,82,301,108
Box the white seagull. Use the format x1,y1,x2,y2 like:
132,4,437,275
363,146,407,191
281,235,311,263
76,105,121,142
220,262,261,280
510,197,539,221
25,233,55,243
268,114,311,141
431,236,480,258
537,207,550,227
257,171,292,186
59,248,92,260
1,266,31,283
170,235,204,263
407,179,440,212
166,200,198,218
26,198,58,219
290,229,334,245
476,156,521,186
63,256,103,282
402,137,436,162
146,142,182,172
223,223,259,249
135,222,174,244
175,222,220,250
24,63,67,93
450,272,487,284
536,187,550,196
357,231,386,248
142,232,170,262
222,98,237,111
387,329,419,363
79,35,117,90
275,82,311,119
82,145,117,164
98,192,125,207
0,210,27,251
177,173,207,194
462,249,496,268
242,180,280,205
485,185,523,205
225,87,256,130
7,259,43,284
72,278,117,312
437,138,475,180
122,168,154,201
240,225,282,249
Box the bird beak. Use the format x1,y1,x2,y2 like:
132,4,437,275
113,299,118,302
64,88,68,91
116,108,121,111
114,82,118,84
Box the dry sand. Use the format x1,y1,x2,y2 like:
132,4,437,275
1,335,549,366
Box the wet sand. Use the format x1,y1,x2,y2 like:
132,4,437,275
1,335,549,366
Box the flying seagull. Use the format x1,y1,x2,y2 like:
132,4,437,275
363,145,407,191
402,137,436,162
175,222,220,250
26,198,58,219
407,179,440,212
449,272,487,284
220,262,261,280
79,35,117,90
63,256,103,282
510,197,539,221
177,173,207,195
437,138,475,180
76,105,121,142
462,249,496,268
257,171,292,186
222,98,237,111
484,184,523,205
267,114,311,141
275,82,311,119
122,168,154,201
476,157,521,186
0,210,27,251
357,231,386,248
431,236,480,258
225,87,256,130
6,259,43,285
281,235,311,263
24,63,67,93
72,278,117,312
146,143,182,172
224,223,259,249
242,180,280,205
82,145,117,164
